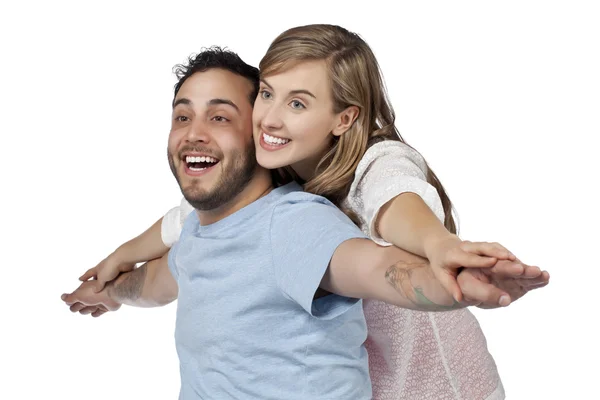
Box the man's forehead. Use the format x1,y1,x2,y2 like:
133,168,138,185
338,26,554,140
177,69,251,101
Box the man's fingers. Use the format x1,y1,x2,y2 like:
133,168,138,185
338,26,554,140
458,272,511,307
522,280,549,289
521,265,543,278
69,302,86,313
435,269,462,302
79,306,97,315
62,293,76,305
518,274,550,288
92,309,107,318
460,296,483,307
541,271,550,282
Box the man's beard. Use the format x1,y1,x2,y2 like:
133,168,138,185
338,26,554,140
168,144,258,211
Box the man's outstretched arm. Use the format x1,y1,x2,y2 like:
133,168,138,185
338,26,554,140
320,239,546,311
106,251,177,308
62,251,177,316
321,239,460,311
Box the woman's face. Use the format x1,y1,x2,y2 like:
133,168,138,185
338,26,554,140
252,60,353,180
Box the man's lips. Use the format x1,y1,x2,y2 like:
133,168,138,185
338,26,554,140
181,153,220,176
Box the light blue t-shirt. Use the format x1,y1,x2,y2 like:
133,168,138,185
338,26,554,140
168,182,371,399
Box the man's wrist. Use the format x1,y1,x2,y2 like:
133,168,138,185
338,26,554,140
104,279,119,303
105,265,147,305
98,281,123,310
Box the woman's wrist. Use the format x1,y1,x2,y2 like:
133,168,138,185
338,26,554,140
423,232,460,258
111,242,135,265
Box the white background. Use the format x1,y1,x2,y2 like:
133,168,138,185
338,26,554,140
1,1,598,399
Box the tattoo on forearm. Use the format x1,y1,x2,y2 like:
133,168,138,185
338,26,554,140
385,261,460,311
413,288,460,311
107,266,147,302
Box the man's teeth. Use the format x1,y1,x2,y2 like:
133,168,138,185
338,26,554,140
263,133,290,145
185,155,218,171
185,156,218,163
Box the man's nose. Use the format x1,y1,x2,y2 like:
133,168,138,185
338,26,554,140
185,120,211,143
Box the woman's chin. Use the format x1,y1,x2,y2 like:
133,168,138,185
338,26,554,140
256,150,289,170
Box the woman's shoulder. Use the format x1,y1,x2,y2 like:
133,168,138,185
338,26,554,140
355,139,427,180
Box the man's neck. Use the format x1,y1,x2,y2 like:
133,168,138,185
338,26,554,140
196,168,273,226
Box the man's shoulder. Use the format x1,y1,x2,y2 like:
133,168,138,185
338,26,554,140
269,187,365,258
273,190,336,212
266,182,335,213
270,188,357,234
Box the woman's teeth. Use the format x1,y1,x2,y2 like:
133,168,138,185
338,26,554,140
263,133,290,145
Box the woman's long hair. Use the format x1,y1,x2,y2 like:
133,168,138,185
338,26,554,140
262,24,456,233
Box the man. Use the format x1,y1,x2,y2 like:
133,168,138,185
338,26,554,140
62,48,548,399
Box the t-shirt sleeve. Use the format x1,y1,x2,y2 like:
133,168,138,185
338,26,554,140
347,141,445,246
161,197,195,247
167,206,197,281
269,195,367,318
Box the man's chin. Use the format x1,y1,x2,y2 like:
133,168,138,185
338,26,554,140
178,171,213,188
181,185,210,201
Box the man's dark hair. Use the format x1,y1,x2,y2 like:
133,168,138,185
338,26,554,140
172,46,259,106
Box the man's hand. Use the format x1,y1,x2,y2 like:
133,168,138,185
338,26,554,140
61,281,122,317
79,253,136,293
457,259,550,309
424,235,516,302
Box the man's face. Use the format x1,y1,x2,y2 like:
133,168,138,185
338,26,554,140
168,69,258,211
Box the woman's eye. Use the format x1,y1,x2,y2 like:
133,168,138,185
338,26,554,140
290,100,305,110
260,90,272,100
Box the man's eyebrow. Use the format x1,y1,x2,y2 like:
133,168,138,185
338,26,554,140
172,97,240,113
208,98,240,113
260,78,316,99
172,98,192,109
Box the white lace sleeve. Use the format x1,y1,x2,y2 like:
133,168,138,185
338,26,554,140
160,197,195,247
346,141,444,246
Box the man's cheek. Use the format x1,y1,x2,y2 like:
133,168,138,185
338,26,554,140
168,128,185,148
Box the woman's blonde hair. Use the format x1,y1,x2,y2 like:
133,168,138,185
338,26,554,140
261,24,456,233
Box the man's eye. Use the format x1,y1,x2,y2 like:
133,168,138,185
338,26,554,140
175,116,189,122
212,116,229,122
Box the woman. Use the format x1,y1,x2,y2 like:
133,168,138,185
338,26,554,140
81,25,547,399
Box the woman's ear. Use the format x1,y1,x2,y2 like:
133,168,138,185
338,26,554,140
332,105,360,137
